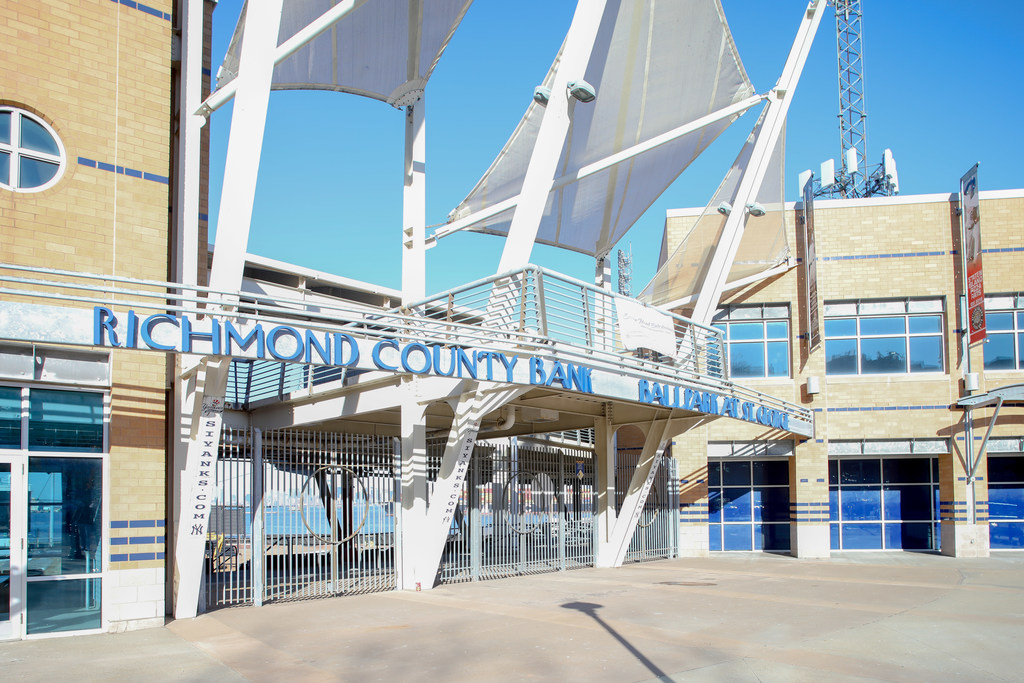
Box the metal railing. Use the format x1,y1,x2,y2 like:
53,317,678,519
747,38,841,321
0,261,812,427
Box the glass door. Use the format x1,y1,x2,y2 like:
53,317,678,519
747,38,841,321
0,455,26,640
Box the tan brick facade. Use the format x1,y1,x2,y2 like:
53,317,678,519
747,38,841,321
1,0,182,625
663,190,1024,557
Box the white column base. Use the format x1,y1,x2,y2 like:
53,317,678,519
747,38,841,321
790,522,830,559
940,523,990,557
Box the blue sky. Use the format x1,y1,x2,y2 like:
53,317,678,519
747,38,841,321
207,1,1024,297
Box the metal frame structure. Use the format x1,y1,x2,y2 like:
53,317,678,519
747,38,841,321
154,0,832,620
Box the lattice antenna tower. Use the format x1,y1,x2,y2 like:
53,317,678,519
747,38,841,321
835,0,868,197
617,245,633,297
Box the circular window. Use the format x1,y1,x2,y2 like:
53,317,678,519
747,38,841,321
0,107,66,192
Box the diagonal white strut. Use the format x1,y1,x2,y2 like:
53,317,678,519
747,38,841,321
690,0,827,326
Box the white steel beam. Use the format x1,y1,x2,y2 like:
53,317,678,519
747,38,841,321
690,0,827,326
174,0,284,620
174,0,205,290
412,385,529,589
402,99,427,304
496,0,608,272
597,416,703,567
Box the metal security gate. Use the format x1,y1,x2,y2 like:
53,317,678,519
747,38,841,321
203,428,398,610
617,447,679,563
436,440,596,584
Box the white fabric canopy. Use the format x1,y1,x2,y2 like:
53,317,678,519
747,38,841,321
639,108,790,307
218,0,473,107
447,0,753,258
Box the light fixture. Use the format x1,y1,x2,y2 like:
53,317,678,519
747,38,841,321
746,202,766,217
567,80,596,103
533,86,551,106
716,202,732,216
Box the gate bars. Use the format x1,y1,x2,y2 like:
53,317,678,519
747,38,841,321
203,430,677,611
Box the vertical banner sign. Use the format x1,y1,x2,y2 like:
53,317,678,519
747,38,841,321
801,176,821,351
960,165,986,343
173,394,225,619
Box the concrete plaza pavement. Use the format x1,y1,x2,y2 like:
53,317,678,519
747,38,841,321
3,552,1023,682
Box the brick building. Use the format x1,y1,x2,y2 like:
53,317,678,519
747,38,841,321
665,190,1024,559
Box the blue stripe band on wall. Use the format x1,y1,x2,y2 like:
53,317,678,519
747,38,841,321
79,157,169,185
109,0,171,21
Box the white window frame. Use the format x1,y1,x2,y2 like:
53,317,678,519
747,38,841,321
823,298,946,376
0,107,66,193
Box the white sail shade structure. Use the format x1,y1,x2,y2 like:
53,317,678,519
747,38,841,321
217,0,473,107
640,109,790,308
443,0,755,259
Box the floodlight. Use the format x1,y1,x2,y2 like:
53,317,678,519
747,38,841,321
533,86,551,106
746,202,766,217
567,80,596,103
717,202,732,216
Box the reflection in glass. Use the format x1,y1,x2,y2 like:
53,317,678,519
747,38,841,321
861,337,906,373
29,390,103,452
28,457,102,576
730,342,764,377
825,339,857,374
18,157,59,189
19,116,60,155
984,333,1016,370
0,111,10,143
1,464,9,623
0,151,9,186
909,336,942,372
26,578,101,634
0,387,20,449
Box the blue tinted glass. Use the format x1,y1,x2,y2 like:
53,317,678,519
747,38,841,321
722,461,750,486
753,460,789,486
0,111,10,143
841,486,881,521
766,341,789,376
829,487,839,521
29,390,103,452
861,317,905,335
989,522,1024,549
20,116,59,155
754,487,789,522
824,318,856,337
885,522,933,550
841,523,883,549
883,485,932,520
708,523,722,551
830,522,840,549
722,488,751,521
722,524,752,550
0,151,9,186
26,578,102,634
983,333,1016,369
708,461,721,487
1019,312,1024,328
909,336,943,372
0,386,20,448
759,523,790,551
841,459,881,484
861,337,906,373
1019,334,1024,369
987,457,1024,483
19,157,59,188
988,485,1024,519
708,489,722,522
765,321,788,339
730,342,765,377
883,458,931,483
829,460,838,485
28,457,103,575
909,315,941,334
986,312,1014,331
825,339,858,374
729,322,763,341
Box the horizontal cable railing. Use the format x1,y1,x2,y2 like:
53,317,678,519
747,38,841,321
0,262,810,426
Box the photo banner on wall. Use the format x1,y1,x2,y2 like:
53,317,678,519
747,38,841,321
801,175,820,351
960,164,985,344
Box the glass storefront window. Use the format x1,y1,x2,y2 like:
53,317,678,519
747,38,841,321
29,390,103,452
26,578,101,635
0,387,19,449
27,457,102,576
